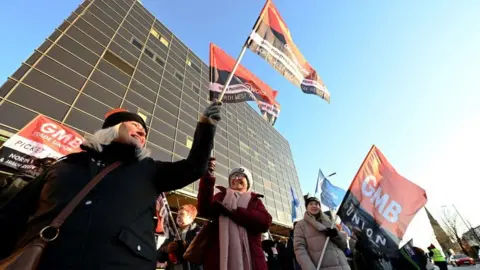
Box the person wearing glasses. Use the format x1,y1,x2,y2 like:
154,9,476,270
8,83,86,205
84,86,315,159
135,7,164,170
197,158,272,270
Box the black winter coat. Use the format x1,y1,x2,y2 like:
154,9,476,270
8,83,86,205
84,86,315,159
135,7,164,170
157,223,202,270
0,120,215,270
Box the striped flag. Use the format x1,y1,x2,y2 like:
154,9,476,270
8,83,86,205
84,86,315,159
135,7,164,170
248,0,330,103
209,43,277,104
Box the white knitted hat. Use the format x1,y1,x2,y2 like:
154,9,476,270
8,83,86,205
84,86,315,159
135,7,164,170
228,166,253,191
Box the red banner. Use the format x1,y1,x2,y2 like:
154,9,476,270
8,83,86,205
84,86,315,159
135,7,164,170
0,115,83,171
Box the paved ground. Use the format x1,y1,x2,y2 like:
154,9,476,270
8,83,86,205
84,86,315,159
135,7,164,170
448,264,479,269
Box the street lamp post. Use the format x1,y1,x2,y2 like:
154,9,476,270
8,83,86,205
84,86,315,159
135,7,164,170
327,172,337,178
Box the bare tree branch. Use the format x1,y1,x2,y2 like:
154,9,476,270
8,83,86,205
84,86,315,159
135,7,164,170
441,209,468,254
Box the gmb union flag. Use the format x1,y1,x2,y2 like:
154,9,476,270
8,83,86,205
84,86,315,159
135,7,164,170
248,0,330,103
337,145,427,254
209,43,277,104
0,115,83,172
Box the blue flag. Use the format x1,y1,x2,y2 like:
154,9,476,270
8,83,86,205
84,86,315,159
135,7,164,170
315,168,327,194
320,178,346,210
290,184,300,222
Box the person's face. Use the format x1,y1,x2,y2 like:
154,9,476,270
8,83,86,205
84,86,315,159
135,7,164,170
176,209,193,227
229,173,248,192
116,121,146,148
307,201,321,215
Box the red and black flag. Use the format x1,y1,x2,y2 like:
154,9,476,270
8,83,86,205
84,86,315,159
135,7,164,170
337,146,427,255
248,0,330,103
259,99,280,125
209,43,277,104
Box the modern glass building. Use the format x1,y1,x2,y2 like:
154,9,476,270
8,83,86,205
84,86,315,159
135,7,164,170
0,0,304,233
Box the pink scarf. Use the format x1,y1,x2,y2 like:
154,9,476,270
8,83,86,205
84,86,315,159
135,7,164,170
218,188,253,270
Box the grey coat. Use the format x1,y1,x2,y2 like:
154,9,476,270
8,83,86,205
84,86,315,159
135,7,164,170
294,212,350,270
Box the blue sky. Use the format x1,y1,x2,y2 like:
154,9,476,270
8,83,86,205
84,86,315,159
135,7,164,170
1,0,479,248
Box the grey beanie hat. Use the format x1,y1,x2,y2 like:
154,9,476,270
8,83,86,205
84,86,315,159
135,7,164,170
228,166,253,191
304,194,321,208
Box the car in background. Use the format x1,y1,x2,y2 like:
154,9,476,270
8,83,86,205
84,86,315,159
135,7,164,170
449,253,476,266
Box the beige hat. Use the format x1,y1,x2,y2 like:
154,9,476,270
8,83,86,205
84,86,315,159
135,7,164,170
228,166,253,191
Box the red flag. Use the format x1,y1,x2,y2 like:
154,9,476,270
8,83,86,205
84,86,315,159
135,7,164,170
209,43,277,104
337,146,427,253
259,98,280,125
155,194,169,235
248,0,330,103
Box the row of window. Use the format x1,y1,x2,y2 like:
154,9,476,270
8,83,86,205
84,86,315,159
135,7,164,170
70,0,204,92
1,79,293,185
5,0,300,202
81,0,287,150
85,1,286,148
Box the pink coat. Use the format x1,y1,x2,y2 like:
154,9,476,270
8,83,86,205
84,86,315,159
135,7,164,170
197,174,272,270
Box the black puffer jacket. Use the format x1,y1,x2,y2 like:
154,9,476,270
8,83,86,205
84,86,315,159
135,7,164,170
0,120,215,270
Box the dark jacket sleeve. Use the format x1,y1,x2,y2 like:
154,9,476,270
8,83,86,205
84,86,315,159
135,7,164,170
196,173,217,218
229,198,272,233
157,236,173,262
0,171,48,259
154,117,216,192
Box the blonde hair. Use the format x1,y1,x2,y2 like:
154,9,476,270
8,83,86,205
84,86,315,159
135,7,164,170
82,123,151,160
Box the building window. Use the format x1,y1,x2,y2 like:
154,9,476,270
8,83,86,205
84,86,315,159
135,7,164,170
150,28,160,39
155,56,165,67
131,38,143,50
186,136,193,149
240,141,249,153
160,36,169,47
103,50,134,76
174,70,184,82
0,135,7,147
193,85,200,94
191,62,201,74
144,48,154,59
137,110,148,123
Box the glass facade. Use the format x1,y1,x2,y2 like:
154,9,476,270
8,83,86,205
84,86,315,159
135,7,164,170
0,0,304,225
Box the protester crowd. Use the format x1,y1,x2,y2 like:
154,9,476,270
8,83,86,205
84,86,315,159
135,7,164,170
0,100,444,270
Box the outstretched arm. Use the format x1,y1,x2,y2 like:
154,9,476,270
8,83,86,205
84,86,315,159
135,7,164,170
154,102,221,192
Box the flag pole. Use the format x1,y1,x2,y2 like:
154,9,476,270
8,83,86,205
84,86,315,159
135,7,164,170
336,144,376,212
316,208,339,270
316,145,376,270
315,168,323,195
216,0,270,102
161,192,181,240
216,45,248,102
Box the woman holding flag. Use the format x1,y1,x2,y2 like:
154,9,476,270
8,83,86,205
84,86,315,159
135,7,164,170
196,157,272,270
294,194,350,270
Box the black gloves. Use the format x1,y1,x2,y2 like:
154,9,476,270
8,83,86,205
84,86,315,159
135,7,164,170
212,201,231,217
325,228,338,238
207,157,216,177
203,100,222,121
